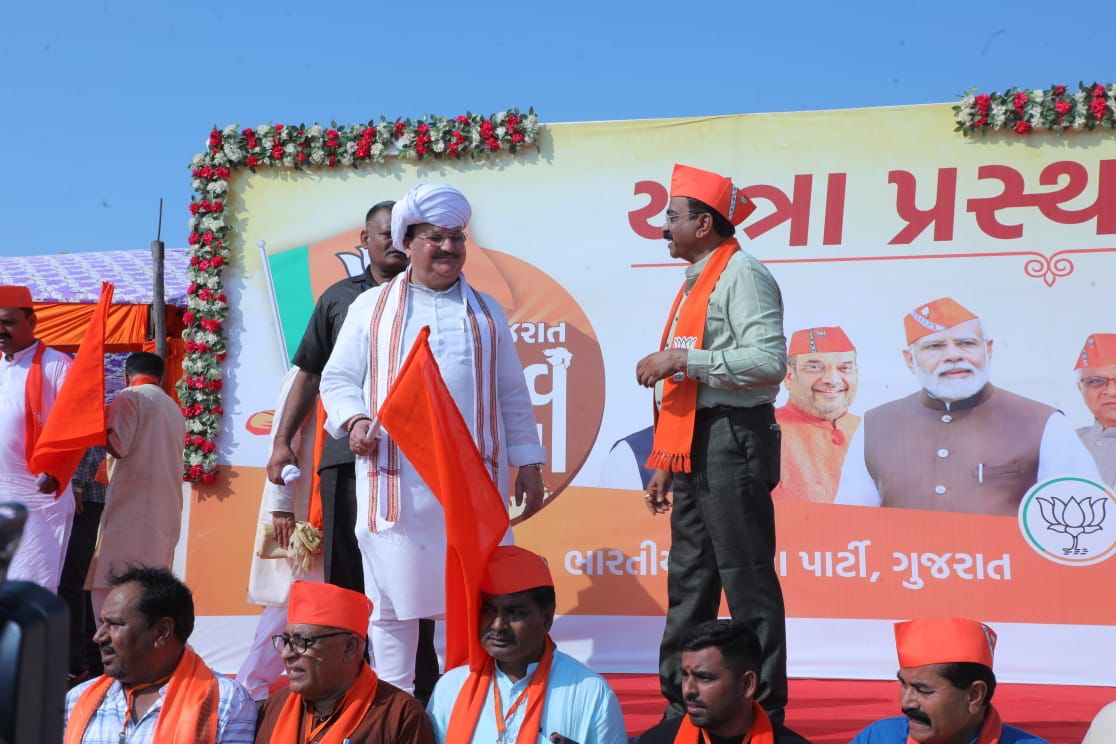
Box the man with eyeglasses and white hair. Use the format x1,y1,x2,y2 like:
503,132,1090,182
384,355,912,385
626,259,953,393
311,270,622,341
836,297,1100,515
1073,333,1116,488
320,183,545,695
255,580,434,744
772,326,859,503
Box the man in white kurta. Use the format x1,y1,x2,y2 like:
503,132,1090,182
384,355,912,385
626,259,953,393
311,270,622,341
320,184,545,693
85,351,186,620
0,285,75,592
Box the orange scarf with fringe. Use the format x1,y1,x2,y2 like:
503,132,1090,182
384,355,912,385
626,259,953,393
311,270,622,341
646,240,739,473
445,637,556,744
65,647,219,744
673,702,774,744
271,663,380,744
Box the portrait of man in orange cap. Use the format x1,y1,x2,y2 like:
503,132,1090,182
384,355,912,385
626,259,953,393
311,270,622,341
850,618,1047,743
0,284,77,592
255,580,434,744
1073,333,1116,488
633,164,790,725
772,326,860,503
427,546,627,744
835,297,1100,515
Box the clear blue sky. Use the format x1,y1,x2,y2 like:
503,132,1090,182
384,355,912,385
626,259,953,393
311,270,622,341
2,0,1110,256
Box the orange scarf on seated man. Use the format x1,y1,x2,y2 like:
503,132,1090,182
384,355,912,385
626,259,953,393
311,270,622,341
673,701,774,744
65,647,219,744
646,239,740,473
445,636,557,744
270,663,380,744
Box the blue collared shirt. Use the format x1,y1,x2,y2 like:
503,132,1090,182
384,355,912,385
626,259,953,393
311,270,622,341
850,715,1049,744
427,649,627,744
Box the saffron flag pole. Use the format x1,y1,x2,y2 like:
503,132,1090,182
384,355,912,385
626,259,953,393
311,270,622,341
30,282,114,496
376,326,510,671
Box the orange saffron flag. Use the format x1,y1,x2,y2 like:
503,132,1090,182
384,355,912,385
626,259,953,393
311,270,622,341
30,282,113,495
377,326,510,671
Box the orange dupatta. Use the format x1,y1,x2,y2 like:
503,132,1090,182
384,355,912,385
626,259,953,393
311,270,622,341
445,636,557,744
907,705,1004,744
646,239,740,473
22,342,46,472
673,702,774,744
127,374,162,388
270,664,379,744
65,647,219,744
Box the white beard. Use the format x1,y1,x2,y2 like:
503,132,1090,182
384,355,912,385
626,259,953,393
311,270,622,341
914,360,990,403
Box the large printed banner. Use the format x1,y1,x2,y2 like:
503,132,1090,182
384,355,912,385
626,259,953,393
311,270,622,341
184,104,1116,683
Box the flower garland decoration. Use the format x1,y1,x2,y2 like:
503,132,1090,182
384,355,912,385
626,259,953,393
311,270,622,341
180,108,541,483
954,82,1115,135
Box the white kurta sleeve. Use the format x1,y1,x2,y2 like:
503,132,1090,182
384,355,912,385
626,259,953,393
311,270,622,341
492,308,545,467
834,425,882,507
1037,411,1104,483
319,295,373,440
41,350,71,413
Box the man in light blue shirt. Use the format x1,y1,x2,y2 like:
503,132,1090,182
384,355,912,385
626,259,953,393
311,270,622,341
427,546,626,744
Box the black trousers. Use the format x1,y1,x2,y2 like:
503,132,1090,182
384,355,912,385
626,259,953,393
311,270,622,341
318,463,440,704
658,404,788,725
58,500,104,676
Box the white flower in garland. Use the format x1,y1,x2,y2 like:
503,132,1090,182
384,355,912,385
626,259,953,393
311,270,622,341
1072,90,1087,128
991,103,1008,129
258,123,272,136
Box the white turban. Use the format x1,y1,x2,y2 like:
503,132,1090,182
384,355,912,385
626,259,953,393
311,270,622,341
391,184,472,252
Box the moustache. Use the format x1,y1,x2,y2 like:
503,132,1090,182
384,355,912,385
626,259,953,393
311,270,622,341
432,251,459,260
683,695,704,707
662,230,674,242
935,362,976,377
484,632,514,642
903,708,931,726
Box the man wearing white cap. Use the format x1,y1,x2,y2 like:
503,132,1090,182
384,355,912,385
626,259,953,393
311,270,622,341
320,184,546,693
836,297,1099,515
0,285,75,592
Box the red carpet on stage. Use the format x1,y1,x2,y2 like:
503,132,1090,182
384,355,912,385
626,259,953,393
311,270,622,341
605,675,1115,744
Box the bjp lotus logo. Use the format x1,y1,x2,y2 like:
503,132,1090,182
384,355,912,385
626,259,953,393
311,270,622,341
1019,478,1116,566
1035,494,1107,555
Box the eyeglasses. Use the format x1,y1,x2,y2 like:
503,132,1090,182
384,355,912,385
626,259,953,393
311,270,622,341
795,362,857,375
271,631,351,655
415,231,467,247
1080,376,1116,391
664,212,702,225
